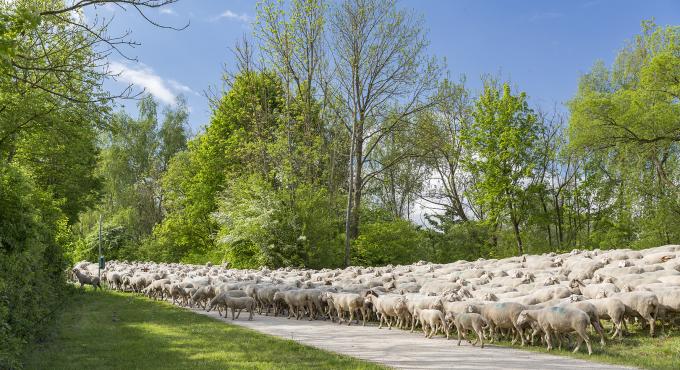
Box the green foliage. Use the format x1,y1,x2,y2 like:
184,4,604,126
464,79,541,253
0,164,69,369
351,219,427,266
72,96,189,264
214,175,344,268
568,21,680,250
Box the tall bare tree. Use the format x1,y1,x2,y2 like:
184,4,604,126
327,0,441,266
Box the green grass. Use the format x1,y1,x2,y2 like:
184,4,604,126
24,288,384,370
26,288,680,370
491,323,680,370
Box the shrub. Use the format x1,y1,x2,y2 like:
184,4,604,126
351,219,428,266
0,165,68,369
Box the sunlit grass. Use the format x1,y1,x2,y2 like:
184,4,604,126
24,288,384,370
490,323,680,370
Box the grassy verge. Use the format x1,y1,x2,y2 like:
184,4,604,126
492,324,680,370
24,288,384,370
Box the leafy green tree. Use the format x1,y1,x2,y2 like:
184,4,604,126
569,21,680,249
464,80,540,255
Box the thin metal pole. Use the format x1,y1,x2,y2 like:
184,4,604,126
98,214,102,281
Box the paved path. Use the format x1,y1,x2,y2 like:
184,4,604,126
190,308,633,370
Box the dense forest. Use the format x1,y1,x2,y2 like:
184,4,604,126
0,0,678,366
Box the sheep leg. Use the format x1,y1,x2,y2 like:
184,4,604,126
611,319,622,340
576,327,592,355
589,319,605,346
477,329,484,348
544,327,554,351
248,307,253,321
513,323,526,346
307,302,314,321
488,323,497,343
643,313,655,337
348,310,354,326
456,325,463,346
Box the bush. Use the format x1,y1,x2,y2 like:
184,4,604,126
0,165,68,369
214,175,345,269
351,219,428,266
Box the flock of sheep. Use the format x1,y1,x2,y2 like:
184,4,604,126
71,244,680,355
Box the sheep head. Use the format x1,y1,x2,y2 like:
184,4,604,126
516,310,531,326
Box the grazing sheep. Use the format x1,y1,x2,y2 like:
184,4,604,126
611,291,659,336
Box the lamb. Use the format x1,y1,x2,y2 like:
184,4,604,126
446,312,488,348
414,308,448,339
610,291,659,336
403,294,444,332
516,306,593,355
72,268,101,290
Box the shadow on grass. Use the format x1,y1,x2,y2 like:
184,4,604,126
24,288,383,370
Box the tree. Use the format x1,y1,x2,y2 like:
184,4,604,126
329,0,441,266
417,78,480,223
464,80,540,255
569,21,680,248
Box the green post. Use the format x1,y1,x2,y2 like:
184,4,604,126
98,214,103,280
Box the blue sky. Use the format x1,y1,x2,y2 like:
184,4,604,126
95,0,680,133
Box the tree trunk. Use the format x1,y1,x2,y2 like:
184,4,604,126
344,121,358,267
512,217,523,255
508,198,524,255
349,121,364,240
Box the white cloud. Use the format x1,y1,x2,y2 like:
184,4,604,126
215,9,253,23
160,7,176,15
109,61,194,105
